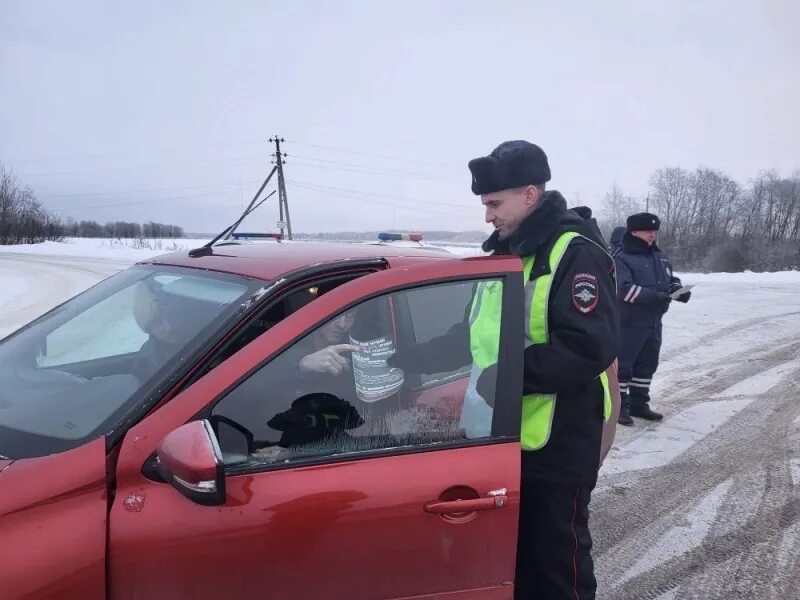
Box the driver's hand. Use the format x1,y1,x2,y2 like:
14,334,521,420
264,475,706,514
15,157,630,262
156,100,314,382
299,344,359,375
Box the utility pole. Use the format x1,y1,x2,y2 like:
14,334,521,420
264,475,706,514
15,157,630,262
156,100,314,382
270,136,292,240
646,192,650,212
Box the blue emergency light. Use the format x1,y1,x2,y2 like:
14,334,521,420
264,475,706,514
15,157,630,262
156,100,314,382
378,232,423,242
231,232,283,240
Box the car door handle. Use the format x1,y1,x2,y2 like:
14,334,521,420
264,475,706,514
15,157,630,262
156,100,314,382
424,490,508,514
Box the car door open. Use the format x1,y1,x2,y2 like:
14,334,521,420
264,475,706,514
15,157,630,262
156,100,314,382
108,255,525,600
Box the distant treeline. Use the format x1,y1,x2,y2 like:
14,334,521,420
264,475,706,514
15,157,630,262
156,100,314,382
61,219,184,239
0,164,184,244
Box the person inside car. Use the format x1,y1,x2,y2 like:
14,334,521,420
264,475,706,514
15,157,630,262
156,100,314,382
249,310,367,460
278,301,404,429
296,310,360,377
130,280,202,382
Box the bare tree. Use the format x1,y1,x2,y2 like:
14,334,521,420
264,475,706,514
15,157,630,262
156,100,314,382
0,164,63,244
601,182,643,226
649,167,694,243
605,165,800,272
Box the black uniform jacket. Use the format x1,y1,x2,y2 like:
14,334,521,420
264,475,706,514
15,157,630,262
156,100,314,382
397,191,619,485
614,233,682,329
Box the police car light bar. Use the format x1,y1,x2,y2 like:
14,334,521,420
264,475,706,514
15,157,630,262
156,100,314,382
231,232,283,240
378,232,423,242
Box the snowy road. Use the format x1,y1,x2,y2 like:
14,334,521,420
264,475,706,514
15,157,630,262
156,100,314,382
595,276,800,598
1,247,799,598
0,253,132,339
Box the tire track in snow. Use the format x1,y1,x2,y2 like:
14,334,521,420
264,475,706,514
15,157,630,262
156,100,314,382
660,310,800,363
595,347,800,598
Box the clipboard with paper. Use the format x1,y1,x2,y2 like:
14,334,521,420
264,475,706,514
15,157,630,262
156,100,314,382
670,284,694,300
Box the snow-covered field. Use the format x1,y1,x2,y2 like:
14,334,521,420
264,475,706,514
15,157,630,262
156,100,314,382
0,237,481,338
0,236,484,261
1,238,799,597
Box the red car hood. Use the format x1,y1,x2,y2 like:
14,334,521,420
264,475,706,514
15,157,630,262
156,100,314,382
0,439,108,598
0,438,106,516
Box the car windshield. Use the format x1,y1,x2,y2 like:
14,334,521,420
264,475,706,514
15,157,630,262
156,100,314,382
0,265,260,460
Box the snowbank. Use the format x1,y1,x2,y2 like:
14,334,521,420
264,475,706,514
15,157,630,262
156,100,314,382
675,270,800,284
0,238,211,261
0,237,485,260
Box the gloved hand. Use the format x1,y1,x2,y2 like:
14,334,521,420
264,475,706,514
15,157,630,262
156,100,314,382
668,282,689,302
476,363,498,407
654,292,672,308
387,348,417,372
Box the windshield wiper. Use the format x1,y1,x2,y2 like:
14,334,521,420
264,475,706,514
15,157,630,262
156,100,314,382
188,174,279,257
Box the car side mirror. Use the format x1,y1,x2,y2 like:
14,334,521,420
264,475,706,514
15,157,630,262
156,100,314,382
156,420,225,506
208,414,255,467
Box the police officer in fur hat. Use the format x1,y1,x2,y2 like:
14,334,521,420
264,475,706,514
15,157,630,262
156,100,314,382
614,212,691,425
390,140,619,599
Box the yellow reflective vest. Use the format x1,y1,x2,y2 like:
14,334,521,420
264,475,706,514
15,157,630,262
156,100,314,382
467,231,612,449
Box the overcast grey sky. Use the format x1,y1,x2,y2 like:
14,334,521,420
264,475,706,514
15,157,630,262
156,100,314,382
2,1,798,234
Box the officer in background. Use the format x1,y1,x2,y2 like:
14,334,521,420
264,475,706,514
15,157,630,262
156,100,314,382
392,141,618,599
614,213,691,425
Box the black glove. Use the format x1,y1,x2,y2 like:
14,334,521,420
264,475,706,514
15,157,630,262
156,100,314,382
668,282,691,303
476,363,498,408
387,349,416,372
388,333,472,375
654,292,672,308
387,345,438,374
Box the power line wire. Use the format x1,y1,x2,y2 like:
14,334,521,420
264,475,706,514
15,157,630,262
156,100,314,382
286,139,459,169
291,183,465,218
287,178,477,210
10,138,458,169
289,159,460,184
288,154,461,182
42,179,262,199
288,180,475,218
65,190,235,210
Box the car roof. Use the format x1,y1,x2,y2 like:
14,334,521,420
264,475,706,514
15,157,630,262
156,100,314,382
137,241,453,281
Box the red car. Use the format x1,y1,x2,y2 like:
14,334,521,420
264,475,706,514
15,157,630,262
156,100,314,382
0,240,619,599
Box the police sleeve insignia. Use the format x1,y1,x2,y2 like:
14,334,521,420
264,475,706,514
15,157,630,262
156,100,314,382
572,273,599,314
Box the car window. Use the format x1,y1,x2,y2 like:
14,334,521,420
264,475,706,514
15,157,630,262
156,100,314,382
0,266,258,460
38,274,246,368
405,281,474,387
199,272,370,374
210,278,504,469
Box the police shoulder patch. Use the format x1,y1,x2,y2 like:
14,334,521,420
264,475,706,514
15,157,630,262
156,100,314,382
572,272,599,314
